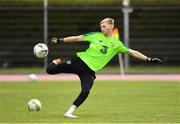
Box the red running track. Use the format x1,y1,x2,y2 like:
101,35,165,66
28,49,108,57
0,74,180,82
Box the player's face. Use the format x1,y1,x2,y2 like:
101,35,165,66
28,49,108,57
100,22,113,36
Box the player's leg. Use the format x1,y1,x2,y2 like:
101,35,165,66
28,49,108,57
46,56,92,75
46,57,78,75
46,59,66,74
64,73,95,118
73,74,95,107
47,56,96,118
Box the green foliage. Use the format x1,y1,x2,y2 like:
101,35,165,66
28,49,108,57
0,81,179,123
0,0,180,6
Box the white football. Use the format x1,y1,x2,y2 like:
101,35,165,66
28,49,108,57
28,74,37,82
28,99,42,111
34,43,48,58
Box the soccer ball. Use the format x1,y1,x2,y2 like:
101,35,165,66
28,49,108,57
28,99,42,111
28,74,37,82
33,43,48,58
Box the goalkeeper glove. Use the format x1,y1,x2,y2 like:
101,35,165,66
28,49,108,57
147,57,163,64
51,37,64,45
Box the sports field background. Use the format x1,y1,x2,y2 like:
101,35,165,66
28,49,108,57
0,0,180,123
1,0,180,69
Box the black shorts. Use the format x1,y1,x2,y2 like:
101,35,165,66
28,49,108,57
68,56,96,79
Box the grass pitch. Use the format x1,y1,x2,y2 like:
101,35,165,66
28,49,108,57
1,66,180,74
0,80,179,123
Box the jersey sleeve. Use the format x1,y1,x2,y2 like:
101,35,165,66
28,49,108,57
82,32,98,43
118,41,129,53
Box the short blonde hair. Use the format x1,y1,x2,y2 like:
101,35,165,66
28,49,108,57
100,18,114,26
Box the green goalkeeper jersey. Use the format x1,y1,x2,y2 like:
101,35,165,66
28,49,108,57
76,32,129,72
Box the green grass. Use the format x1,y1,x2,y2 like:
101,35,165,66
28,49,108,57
0,81,179,123
0,66,180,74
100,66,180,74
0,67,45,74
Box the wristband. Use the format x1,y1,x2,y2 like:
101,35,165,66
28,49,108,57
146,57,151,62
58,38,64,43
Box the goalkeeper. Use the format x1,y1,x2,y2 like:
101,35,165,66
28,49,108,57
46,18,163,118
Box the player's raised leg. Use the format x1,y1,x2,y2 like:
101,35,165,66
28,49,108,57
46,58,73,74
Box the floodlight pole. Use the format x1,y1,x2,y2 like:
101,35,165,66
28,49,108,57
44,0,48,69
122,0,133,69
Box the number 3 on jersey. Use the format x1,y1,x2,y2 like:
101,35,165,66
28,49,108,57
100,45,108,54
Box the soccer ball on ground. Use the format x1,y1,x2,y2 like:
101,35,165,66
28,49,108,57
33,43,48,58
28,74,38,82
28,99,42,111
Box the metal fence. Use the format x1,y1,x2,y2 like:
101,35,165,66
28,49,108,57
0,6,180,68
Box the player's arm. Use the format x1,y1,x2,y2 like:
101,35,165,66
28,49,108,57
127,49,163,64
51,35,83,44
64,35,83,42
